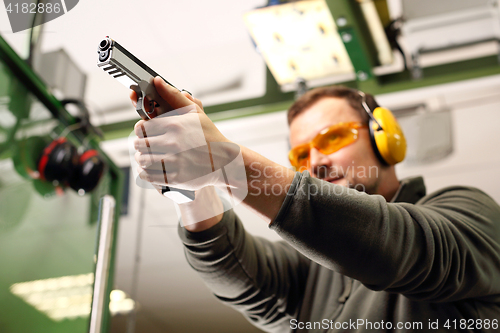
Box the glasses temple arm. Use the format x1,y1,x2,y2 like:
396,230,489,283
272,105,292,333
358,91,383,131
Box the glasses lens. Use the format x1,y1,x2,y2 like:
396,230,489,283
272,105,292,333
288,123,363,170
289,144,310,169
315,124,358,155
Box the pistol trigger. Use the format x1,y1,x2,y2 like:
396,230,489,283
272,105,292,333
146,99,157,115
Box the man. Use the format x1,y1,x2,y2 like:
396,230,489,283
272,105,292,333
132,78,500,332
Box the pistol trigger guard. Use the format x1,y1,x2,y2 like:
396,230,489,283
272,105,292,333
131,84,149,120
137,95,150,120
138,80,172,119
132,80,174,120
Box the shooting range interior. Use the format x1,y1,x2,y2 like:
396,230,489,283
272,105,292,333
1,0,500,332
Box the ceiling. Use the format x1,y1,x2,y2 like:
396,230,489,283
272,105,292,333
0,0,412,127
0,0,271,126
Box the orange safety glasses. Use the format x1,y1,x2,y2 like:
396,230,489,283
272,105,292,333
288,122,368,170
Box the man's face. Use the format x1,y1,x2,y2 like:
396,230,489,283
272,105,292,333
289,97,385,194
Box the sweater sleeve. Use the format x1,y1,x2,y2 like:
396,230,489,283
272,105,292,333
178,203,311,332
271,171,500,303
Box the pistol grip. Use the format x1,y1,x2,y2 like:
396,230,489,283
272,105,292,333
131,82,196,203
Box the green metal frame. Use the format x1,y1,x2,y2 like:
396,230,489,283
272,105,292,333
0,34,124,333
326,0,378,81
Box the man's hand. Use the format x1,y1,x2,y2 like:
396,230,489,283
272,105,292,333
130,77,243,231
130,76,296,226
131,77,236,192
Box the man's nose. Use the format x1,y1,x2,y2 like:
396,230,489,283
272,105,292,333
310,148,332,178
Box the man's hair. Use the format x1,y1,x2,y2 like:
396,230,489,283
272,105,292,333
287,85,379,125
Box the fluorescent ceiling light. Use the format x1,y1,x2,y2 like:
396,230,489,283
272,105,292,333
10,274,135,321
244,0,354,86
10,273,94,321
109,289,135,315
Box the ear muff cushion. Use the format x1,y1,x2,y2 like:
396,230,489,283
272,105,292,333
69,149,105,193
38,138,79,183
371,107,407,165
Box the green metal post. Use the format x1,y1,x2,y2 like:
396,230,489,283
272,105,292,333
325,0,378,84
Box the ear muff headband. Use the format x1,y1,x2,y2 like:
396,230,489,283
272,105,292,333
358,91,407,165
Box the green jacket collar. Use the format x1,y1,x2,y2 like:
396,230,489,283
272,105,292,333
391,176,426,204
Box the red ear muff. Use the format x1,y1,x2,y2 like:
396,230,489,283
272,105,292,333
69,149,106,193
37,138,79,183
37,137,106,194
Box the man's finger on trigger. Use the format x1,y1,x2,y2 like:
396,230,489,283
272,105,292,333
130,93,137,108
153,76,194,110
130,90,138,107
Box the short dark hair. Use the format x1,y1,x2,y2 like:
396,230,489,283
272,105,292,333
287,85,379,125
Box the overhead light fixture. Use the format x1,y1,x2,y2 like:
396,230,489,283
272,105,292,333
109,289,135,315
10,273,94,321
243,0,354,86
10,274,135,321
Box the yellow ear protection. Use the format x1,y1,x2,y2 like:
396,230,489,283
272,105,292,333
358,91,406,165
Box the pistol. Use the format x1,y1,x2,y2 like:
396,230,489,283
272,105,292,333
97,37,194,203
96,37,190,120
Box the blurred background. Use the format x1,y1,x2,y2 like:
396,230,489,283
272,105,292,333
1,0,500,332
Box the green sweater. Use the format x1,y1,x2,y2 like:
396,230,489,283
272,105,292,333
179,172,500,332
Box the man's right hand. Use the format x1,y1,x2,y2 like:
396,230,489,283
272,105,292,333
128,77,297,228
130,79,226,231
